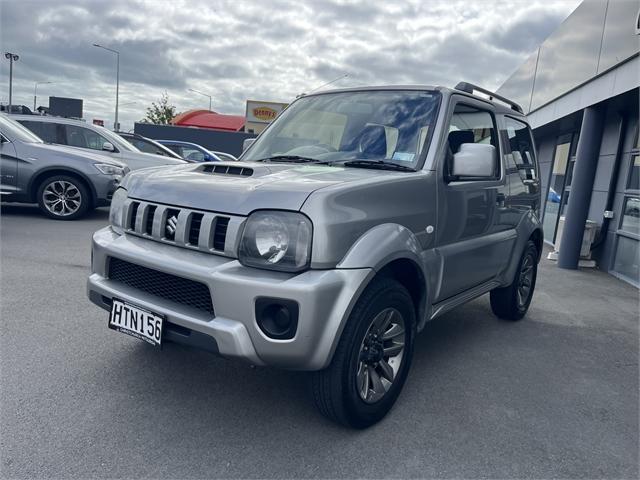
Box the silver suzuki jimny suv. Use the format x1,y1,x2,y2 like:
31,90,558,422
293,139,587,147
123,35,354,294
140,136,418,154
88,82,542,428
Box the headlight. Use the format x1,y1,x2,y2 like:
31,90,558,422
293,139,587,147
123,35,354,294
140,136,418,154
95,163,126,177
239,211,312,272
109,187,128,234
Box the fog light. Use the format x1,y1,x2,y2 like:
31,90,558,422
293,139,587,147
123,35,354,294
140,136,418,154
255,298,299,340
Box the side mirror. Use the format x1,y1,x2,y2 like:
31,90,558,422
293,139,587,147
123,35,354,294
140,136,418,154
452,143,496,178
243,138,256,151
102,141,115,152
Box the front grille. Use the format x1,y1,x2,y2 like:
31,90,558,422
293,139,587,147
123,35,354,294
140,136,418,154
188,213,204,245
108,257,214,316
123,200,240,256
145,205,156,235
213,217,229,251
129,202,140,230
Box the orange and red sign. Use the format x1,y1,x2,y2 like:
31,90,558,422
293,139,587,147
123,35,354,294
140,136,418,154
252,107,278,122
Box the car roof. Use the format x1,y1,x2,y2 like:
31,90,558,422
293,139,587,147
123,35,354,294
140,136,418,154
9,114,94,125
302,85,527,118
157,140,204,147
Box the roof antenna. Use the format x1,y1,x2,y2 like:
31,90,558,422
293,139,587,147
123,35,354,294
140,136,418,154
298,73,349,98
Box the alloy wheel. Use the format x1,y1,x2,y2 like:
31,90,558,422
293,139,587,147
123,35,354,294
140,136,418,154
42,180,82,217
356,307,406,404
517,253,535,308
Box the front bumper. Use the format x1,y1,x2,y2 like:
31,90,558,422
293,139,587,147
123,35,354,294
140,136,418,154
88,173,122,207
87,227,372,370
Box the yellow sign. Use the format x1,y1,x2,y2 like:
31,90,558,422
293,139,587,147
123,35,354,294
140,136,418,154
252,107,278,122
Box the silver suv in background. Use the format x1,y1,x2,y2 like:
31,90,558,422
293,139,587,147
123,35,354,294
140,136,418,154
12,115,186,171
87,83,542,427
0,114,128,219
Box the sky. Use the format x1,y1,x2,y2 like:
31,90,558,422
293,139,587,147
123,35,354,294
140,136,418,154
0,0,582,131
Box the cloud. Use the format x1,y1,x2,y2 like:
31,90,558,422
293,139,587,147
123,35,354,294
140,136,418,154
0,0,580,130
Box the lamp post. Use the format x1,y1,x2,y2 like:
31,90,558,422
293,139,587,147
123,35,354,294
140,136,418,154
4,52,19,114
188,88,212,111
33,81,53,111
92,43,120,130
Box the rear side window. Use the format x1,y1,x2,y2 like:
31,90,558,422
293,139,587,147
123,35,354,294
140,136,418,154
40,123,60,143
503,116,536,181
18,120,42,138
19,121,61,144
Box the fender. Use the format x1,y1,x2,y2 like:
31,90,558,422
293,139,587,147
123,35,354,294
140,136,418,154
336,223,436,330
499,210,543,286
27,165,98,203
337,223,423,271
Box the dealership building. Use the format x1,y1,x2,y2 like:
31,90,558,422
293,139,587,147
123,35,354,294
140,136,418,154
497,0,640,286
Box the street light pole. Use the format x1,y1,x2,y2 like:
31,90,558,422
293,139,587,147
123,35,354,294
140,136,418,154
188,88,212,111
33,81,53,111
4,52,19,114
93,43,120,130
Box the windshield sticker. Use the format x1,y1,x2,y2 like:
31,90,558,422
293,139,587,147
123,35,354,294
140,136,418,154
392,152,415,162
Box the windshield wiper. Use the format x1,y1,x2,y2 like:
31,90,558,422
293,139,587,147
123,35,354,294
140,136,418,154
338,159,415,172
255,155,322,163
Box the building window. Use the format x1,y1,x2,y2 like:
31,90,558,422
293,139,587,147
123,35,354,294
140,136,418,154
613,236,639,284
620,197,640,235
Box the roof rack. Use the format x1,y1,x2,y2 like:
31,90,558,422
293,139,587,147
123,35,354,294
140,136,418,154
454,82,524,114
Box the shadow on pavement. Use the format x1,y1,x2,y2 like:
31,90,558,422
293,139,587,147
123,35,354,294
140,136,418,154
0,203,109,220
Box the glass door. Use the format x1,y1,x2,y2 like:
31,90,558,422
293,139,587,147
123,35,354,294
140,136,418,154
543,133,577,243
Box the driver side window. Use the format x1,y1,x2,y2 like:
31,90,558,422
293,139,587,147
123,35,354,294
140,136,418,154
63,125,108,151
446,103,499,179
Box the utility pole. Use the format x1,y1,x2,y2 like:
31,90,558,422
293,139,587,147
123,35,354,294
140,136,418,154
188,88,213,111
93,43,120,130
34,81,53,111
4,52,19,114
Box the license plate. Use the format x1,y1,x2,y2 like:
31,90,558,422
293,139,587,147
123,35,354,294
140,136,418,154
109,298,164,346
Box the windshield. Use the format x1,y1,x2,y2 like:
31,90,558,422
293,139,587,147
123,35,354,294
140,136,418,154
0,115,43,143
242,90,440,168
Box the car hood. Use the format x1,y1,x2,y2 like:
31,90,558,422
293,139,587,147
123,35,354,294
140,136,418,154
122,161,401,215
28,142,128,167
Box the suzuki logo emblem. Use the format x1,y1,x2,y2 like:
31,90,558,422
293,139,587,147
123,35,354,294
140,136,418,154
165,215,178,238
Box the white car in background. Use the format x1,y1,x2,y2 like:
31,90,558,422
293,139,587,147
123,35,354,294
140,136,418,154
12,115,186,171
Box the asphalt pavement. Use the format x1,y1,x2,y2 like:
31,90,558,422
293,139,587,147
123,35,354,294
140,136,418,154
1,203,638,479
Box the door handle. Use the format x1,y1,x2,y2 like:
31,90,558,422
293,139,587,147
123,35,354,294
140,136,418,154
496,193,506,207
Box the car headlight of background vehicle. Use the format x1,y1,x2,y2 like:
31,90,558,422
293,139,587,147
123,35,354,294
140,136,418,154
239,211,312,272
94,163,127,177
109,187,127,234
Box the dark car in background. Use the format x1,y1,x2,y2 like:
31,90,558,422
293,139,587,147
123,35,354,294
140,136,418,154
117,132,184,159
156,140,222,162
0,114,128,220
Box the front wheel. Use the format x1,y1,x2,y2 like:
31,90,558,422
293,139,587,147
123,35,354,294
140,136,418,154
37,175,90,220
311,277,416,428
490,240,538,321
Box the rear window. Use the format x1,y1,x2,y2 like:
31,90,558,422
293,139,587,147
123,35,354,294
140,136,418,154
503,116,536,181
19,120,59,144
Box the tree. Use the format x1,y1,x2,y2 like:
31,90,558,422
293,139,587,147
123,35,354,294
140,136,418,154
141,92,176,124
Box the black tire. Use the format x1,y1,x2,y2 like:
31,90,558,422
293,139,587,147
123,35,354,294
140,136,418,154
311,277,416,428
490,240,538,321
36,175,90,220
